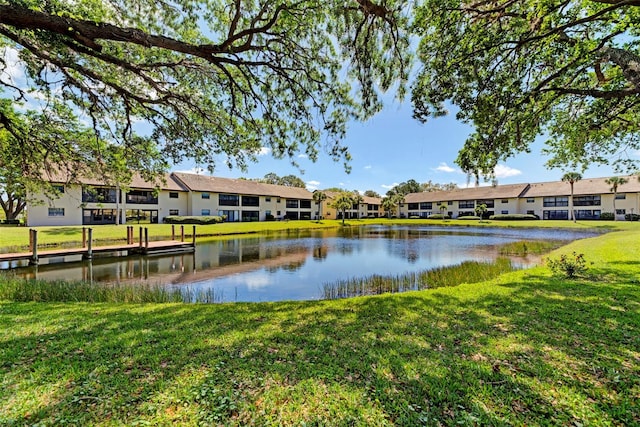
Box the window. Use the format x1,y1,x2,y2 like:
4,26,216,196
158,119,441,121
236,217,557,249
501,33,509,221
286,200,299,208
300,200,311,209
526,198,535,203
459,200,474,209
476,199,495,208
241,211,259,221
219,194,239,206
543,196,568,207
408,203,419,210
447,201,453,205
501,199,509,204
368,204,379,211
527,210,535,215
241,195,259,207
543,210,568,220
201,192,210,200
201,209,211,216
169,209,179,216
574,195,600,206
501,210,509,214
48,207,64,216
277,198,281,203
169,192,179,199
126,190,158,204
615,193,626,200
420,202,432,210
575,210,601,220
265,197,271,202
82,186,117,203
616,209,626,215
52,184,65,194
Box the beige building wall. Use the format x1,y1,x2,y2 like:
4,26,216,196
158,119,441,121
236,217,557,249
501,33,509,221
27,184,84,226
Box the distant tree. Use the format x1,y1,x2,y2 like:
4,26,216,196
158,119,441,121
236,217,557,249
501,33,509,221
474,203,487,219
352,192,365,218
562,172,582,223
261,173,281,185
323,187,345,192
330,191,355,225
420,181,458,192
381,196,397,218
388,179,421,197
606,176,629,221
363,190,381,198
312,191,328,221
258,173,306,188
439,203,448,218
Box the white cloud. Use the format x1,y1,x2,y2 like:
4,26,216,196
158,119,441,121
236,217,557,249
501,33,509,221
339,182,346,187
0,47,24,83
258,147,272,156
381,182,399,190
298,154,308,159
433,162,458,173
175,167,206,175
306,180,320,191
493,164,522,178
364,165,372,170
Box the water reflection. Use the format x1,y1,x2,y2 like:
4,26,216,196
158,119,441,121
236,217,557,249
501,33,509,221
4,226,599,302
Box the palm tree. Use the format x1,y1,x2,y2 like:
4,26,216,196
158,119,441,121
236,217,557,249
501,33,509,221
561,172,582,223
381,196,396,218
352,192,364,219
312,191,327,221
329,191,355,225
475,203,487,219
605,176,628,221
439,203,448,219
391,193,405,218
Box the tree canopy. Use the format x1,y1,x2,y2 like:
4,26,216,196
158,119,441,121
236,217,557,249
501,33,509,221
0,0,410,176
254,173,306,188
412,0,640,176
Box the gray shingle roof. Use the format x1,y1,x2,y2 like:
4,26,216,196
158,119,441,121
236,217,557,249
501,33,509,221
43,169,187,191
523,176,640,197
172,172,312,199
404,183,530,203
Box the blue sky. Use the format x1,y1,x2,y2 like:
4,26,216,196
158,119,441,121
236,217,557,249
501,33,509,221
175,98,625,195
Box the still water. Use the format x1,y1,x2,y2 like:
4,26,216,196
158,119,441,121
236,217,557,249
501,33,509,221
5,225,598,302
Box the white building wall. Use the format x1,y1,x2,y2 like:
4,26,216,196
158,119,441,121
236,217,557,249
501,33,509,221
27,184,84,226
158,191,189,221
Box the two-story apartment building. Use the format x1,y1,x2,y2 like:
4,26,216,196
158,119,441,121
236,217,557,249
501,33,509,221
320,191,383,219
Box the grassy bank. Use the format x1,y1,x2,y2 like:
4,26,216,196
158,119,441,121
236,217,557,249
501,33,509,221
0,218,634,253
1,230,639,425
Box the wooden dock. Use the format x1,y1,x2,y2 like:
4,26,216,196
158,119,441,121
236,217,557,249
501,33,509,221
0,226,196,265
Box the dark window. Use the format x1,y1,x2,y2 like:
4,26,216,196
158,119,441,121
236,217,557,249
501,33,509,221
526,198,535,203
126,190,158,204
169,209,179,216
501,199,509,204
476,199,495,208
527,210,535,215
615,194,626,200
82,186,117,203
169,192,179,199
420,202,432,210
286,200,299,208
201,192,210,199
242,196,259,207
48,207,64,216
447,201,453,205
201,209,211,216
368,204,379,211
616,209,626,215
242,210,259,221
543,210,568,220
501,210,509,214
219,194,239,206
285,211,299,220
52,184,65,194
575,210,601,220
459,200,474,209
300,200,311,209
543,197,568,207
408,203,419,210
573,195,601,206
265,197,271,202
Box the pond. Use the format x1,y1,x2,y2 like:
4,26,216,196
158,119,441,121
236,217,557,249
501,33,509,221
4,225,599,302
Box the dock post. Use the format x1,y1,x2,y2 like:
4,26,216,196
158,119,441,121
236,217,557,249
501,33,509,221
181,225,185,242
172,225,175,240
29,229,38,265
85,228,93,260
139,227,143,248
82,227,86,248
144,227,149,251
192,226,196,247
29,228,34,252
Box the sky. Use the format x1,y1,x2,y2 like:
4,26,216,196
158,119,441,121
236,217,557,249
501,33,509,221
174,97,626,195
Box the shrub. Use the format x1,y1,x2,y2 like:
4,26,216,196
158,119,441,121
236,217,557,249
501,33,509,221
428,214,450,219
457,215,481,220
600,212,614,220
546,252,589,278
265,214,275,221
163,215,225,225
409,215,421,219
489,214,538,220
624,213,640,221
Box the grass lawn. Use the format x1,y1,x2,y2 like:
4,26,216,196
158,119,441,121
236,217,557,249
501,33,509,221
1,218,636,253
1,227,639,425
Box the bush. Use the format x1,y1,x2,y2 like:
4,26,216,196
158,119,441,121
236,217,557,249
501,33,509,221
600,212,615,220
409,215,421,219
457,215,481,220
546,252,589,278
489,214,538,220
625,213,640,221
163,215,225,225
265,214,275,221
427,214,450,219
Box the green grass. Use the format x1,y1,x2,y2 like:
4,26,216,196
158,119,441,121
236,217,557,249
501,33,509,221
1,229,639,425
1,219,634,253
498,240,565,256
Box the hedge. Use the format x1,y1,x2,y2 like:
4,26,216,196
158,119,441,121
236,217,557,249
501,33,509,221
457,216,481,220
489,214,539,220
163,215,225,225
428,214,451,219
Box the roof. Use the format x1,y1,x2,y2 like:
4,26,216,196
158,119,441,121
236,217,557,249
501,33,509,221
320,191,381,205
172,172,313,199
404,183,530,203
522,176,640,197
42,169,188,191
